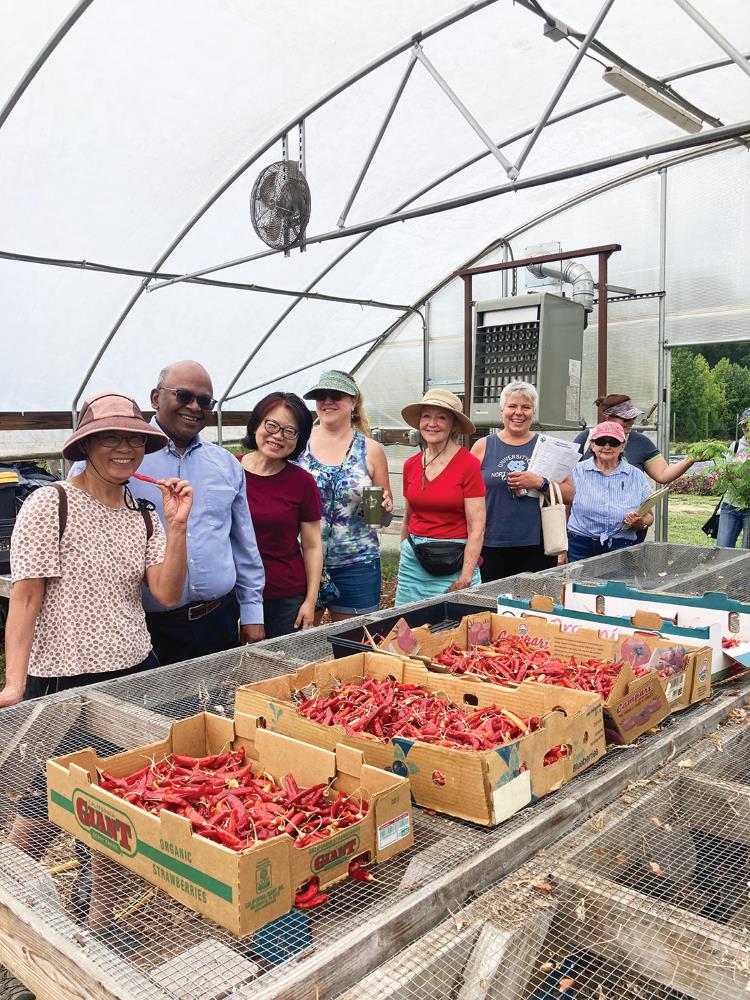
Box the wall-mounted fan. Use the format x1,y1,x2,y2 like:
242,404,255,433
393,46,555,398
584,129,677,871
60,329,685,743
250,160,311,250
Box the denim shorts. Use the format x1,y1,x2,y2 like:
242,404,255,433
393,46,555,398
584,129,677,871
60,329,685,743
326,559,381,615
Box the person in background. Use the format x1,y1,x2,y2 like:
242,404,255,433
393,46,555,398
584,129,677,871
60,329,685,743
397,388,485,604
716,406,750,548
567,421,653,561
71,360,266,660
240,393,323,638
575,394,697,483
470,380,574,581
298,370,392,622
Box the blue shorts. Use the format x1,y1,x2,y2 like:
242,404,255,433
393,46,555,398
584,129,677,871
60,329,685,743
326,559,381,615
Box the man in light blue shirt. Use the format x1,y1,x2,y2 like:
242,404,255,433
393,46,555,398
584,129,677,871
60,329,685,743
71,360,265,663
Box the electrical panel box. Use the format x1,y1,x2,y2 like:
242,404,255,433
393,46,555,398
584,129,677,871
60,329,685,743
469,292,585,429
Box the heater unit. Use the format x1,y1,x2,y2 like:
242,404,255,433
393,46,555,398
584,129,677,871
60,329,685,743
470,292,585,429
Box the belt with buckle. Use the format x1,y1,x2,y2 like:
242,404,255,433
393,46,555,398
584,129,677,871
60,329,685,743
150,598,223,622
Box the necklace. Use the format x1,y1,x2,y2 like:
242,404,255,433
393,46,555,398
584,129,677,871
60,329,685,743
421,441,450,490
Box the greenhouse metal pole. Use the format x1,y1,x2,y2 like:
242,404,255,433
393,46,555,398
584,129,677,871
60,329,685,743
671,0,750,81
597,252,608,403
513,0,617,174
463,276,473,418
656,168,669,542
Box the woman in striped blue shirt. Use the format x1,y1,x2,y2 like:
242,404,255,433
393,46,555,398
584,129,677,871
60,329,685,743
567,421,653,562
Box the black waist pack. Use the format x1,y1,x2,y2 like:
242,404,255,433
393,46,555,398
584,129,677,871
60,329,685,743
407,535,465,576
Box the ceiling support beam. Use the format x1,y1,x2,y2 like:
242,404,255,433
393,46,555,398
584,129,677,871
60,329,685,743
671,0,750,81
149,118,750,284
513,0,617,174
412,43,518,178
337,52,418,228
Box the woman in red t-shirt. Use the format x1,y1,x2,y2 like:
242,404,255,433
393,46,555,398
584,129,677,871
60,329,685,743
240,393,323,638
397,389,485,605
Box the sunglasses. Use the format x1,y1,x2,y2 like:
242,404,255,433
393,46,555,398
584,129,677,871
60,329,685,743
592,436,623,448
95,433,148,449
313,390,349,401
160,386,217,410
262,418,299,441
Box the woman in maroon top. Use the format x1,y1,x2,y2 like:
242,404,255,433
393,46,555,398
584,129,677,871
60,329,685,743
240,393,323,638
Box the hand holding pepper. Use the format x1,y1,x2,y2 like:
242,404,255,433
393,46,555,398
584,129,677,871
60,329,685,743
156,477,193,528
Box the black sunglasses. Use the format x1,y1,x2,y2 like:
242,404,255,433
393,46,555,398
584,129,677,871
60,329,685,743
312,390,347,401
160,386,216,410
592,436,622,448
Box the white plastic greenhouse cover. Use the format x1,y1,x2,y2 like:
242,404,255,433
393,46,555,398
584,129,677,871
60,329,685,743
1,0,749,440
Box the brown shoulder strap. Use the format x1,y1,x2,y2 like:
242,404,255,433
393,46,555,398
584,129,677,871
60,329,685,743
51,482,68,539
141,507,154,541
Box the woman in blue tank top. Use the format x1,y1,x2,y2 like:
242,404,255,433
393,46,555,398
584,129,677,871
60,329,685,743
470,381,574,582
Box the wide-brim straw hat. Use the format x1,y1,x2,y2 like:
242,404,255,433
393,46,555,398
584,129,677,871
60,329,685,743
401,388,475,436
63,393,167,461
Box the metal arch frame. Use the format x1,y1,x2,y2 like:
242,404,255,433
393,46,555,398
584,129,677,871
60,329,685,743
147,119,750,283
64,0,501,423
0,0,739,421
0,0,95,131
64,3,740,418
214,57,733,433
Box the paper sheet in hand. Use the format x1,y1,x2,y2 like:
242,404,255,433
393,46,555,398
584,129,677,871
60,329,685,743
526,434,581,495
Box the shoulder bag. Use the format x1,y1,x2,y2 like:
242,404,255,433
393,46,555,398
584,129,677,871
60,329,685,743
701,500,722,539
539,481,568,556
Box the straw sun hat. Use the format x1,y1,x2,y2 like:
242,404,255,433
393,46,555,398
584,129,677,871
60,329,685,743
401,388,475,437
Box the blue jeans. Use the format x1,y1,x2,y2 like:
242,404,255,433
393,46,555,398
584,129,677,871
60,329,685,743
716,503,750,548
567,532,636,563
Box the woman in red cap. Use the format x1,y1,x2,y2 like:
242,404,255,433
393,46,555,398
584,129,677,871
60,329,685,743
567,420,654,562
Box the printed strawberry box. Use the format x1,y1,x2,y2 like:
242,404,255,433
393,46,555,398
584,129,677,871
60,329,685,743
406,610,712,744
235,651,606,827
47,711,413,937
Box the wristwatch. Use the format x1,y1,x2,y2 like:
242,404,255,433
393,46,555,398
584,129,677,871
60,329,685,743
539,477,550,493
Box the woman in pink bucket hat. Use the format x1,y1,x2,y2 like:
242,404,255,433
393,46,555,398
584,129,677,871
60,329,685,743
1,393,193,943
3,392,193,705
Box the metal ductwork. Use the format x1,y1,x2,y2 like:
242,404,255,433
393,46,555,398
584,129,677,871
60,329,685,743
526,260,594,313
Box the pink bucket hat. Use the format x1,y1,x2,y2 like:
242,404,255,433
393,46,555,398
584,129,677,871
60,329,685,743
63,393,167,461
591,420,626,444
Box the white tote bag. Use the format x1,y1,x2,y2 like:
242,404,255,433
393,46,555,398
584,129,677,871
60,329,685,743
539,481,568,556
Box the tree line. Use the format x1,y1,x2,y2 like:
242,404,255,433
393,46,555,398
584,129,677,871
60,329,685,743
670,346,750,443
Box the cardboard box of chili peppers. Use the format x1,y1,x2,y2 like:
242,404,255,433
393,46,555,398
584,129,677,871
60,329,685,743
235,651,606,827
46,710,413,937
392,609,711,744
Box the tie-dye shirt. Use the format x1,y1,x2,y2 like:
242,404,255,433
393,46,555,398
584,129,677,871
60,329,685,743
297,431,379,566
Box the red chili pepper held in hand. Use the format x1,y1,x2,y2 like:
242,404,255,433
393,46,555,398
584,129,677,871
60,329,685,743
131,472,161,485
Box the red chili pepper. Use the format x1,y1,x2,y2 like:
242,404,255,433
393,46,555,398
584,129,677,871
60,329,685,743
294,877,321,904
131,472,161,485
294,891,329,910
348,860,375,882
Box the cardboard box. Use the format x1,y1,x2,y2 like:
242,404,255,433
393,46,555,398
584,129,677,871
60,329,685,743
561,580,750,682
406,610,711,744
236,652,606,826
47,712,413,937
494,597,714,711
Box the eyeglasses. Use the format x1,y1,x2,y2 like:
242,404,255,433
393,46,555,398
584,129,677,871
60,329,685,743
592,436,623,448
95,433,148,449
262,418,299,441
312,390,347,401
159,386,217,410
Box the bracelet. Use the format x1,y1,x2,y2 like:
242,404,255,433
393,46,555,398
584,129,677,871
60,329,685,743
539,477,550,493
